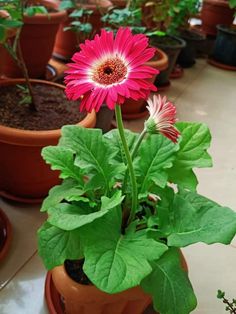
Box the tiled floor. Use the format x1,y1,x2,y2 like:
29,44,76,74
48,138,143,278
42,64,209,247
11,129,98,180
0,59,235,314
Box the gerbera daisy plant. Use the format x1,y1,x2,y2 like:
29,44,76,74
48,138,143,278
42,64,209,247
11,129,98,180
38,28,236,314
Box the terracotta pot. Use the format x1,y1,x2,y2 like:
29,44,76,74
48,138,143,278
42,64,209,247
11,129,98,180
0,0,67,78
0,79,96,202
51,265,152,314
53,0,112,61
121,47,168,119
201,0,235,36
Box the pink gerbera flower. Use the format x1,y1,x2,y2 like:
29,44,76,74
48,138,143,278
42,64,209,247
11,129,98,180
145,94,180,143
64,28,158,112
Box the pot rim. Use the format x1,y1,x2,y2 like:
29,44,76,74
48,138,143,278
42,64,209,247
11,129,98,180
148,47,169,71
0,79,96,146
23,0,67,24
216,24,236,36
151,34,186,50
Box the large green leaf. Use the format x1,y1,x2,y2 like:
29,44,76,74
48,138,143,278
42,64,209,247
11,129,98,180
167,191,236,247
47,191,124,231
141,248,197,314
81,208,168,293
168,122,212,190
134,134,178,191
42,146,83,183
104,129,138,164
59,126,123,192
41,179,85,212
37,222,82,270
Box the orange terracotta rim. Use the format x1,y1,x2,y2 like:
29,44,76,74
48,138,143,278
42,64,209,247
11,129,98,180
0,190,44,204
23,0,67,24
45,271,64,314
148,48,169,72
0,79,96,146
0,207,12,262
207,58,236,71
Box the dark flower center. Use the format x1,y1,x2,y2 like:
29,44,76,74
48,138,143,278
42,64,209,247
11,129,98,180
92,57,127,85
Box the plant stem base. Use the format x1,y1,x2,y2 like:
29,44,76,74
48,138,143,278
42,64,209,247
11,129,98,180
45,272,158,314
0,207,12,262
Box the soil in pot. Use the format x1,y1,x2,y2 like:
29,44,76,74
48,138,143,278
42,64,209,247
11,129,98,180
177,29,206,68
0,84,86,130
201,0,235,36
210,25,236,68
0,79,96,202
150,35,186,87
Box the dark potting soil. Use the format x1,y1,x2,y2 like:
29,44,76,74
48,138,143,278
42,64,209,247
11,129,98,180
0,84,86,130
64,259,92,285
150,35,180,47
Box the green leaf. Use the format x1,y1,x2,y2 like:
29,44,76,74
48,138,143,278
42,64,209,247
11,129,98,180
104,129,138,164
25,6,48,17
168,122,212,190
48,191,124,231
38,222,82,270
141,248,197,314
134,134,178,191
42,146,83,183
41,179,84,212
69,9,84,18
59,0,75,10
81,209,168,293
59,126,123,191
167,191,236,247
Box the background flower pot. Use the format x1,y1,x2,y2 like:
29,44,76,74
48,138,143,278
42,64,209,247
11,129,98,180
95,105,115,133
53,0,112,61
210,25,236,68
0,79,96,202
0,0,66,78
150,35,186,87
201,0,235,36
177,29,206,68
110,0,127,7
121,47,168,119
51,265,151,314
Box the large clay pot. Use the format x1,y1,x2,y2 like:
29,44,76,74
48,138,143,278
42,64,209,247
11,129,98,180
121,47,168,120
53,0,112,61
0,0,66,78
201,0,235,36
110,0,127,7
51,265,152,314
0,79,96,202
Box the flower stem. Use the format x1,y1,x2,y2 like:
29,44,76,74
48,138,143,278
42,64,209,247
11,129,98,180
115,105,137,225
122,128,147,194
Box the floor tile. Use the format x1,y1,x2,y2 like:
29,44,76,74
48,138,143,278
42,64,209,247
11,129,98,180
0,198,46,290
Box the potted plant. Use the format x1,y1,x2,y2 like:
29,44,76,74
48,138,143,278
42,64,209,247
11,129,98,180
144,0,186,87
209,24,236,70
217,290,236,313
167,0,206,69
102,2,169,119
201,0,235,36
53,0,112,61
38,28,236,314
0,0,66,78
0,12,96,202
